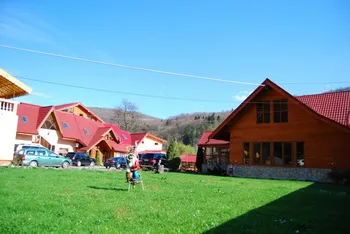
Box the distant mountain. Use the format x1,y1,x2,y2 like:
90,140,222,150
327,87,350,93
89,107,231,145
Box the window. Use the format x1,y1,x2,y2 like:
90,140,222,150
122,134,128,140
155,143,159,145
42,120,57,130
297,142,304,167
253,143,261,164
262,142,271,165
256,101,270,124
79,114,84,117
35,150,47,156
83,128,90,136
273,99,288,123
252,142,270,165
273,142,292,166
63,122,69,129
243,142,249,164
26,150,35,155
21,116,28,124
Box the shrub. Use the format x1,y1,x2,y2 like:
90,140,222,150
95,151,102,166
328,169,350,185
167,157,181,172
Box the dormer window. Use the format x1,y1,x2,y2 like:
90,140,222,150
21,116,28,124
256,101,270,124
122,134,128,140
83,128,90,136
63,122,69,129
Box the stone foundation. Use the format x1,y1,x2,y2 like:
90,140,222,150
226,165,333,183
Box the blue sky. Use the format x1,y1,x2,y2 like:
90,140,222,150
0,0,349,119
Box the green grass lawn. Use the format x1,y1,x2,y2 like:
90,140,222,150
1,167,350,234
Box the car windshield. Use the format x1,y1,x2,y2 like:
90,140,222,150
118,158,126,162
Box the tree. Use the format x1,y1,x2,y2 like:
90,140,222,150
113,99,139,132
182,125,195,146
167,137,180,160
196,147,204,172
166,137,181,171
178,142,196,155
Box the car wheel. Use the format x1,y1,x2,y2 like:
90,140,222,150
106,166,110,169
116,163,121,169
62,161,70,169
77,161,81,167
90,161,95,167
29,161,38,167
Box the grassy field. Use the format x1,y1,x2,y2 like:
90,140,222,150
1,167,350,234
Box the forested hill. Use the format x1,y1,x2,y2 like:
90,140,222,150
89,107,231,145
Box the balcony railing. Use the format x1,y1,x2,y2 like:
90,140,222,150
0,98,18,114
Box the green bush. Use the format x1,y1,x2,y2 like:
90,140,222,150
95,151,102,166
167,157,181,172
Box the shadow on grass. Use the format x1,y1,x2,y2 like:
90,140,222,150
88,186,128,191
203,183,350,234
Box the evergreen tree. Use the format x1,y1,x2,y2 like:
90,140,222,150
167,137,180,160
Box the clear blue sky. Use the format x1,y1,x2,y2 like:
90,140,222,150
0,0,349,119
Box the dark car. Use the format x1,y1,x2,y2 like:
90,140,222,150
140,153,167,168
104,157,127,169
65,152,96,167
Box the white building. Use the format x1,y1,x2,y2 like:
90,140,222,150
0,69,32,165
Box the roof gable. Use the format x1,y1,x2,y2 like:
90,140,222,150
54,102,105,123
131,132,166,146
211,79,350,140
104,123,132,145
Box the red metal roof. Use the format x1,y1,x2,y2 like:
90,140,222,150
296,91,350,127
198,131,230,147
106,140,129,153
54,102,79,110
181,154,196,163
37,106,54,128
17,103,42,134
103,123,132,145
17,103,129,153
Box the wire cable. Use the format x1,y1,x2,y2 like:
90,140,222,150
0,44,264,86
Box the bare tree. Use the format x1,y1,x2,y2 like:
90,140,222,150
113,99,139,132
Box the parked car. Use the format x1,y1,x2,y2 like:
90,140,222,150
65,152,96,167
104,157,127,169
13,147,72,168
140,153,167,169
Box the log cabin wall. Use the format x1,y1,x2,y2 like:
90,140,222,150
229,87,350,169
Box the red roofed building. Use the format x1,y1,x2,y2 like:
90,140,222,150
180,154,197,172
15,102,126,162
131,132,167,155
207,78,350,182
197,131,229,166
